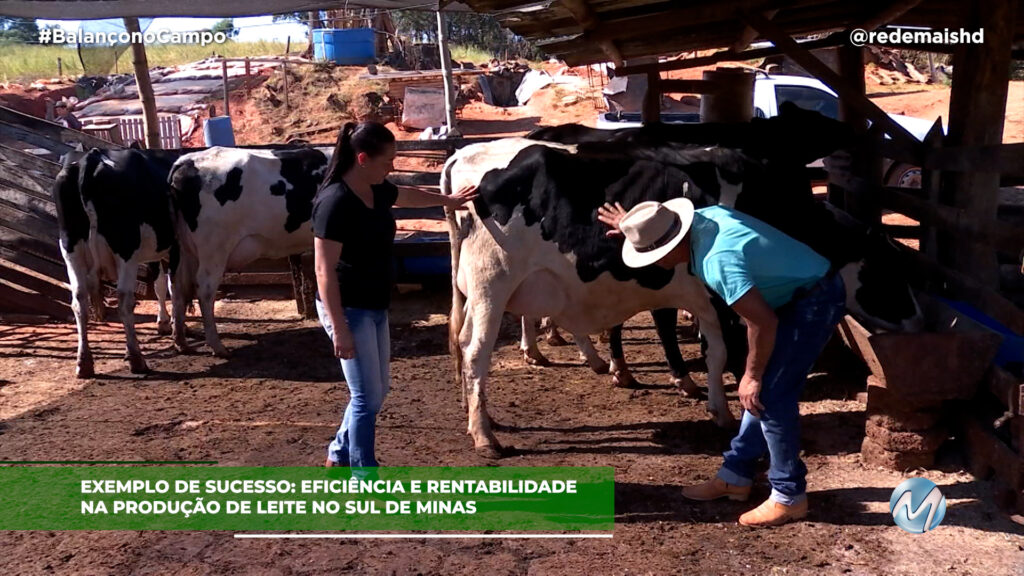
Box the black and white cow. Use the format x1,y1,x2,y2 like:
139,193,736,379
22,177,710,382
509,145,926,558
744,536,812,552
442,137,757,456
522,107,923,383
54,148,182,377
167,146,328,356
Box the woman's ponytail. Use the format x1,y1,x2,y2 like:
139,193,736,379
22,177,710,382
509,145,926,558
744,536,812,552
316,121,394,197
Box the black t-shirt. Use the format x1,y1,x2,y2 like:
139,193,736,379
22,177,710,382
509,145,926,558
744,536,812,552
312,179,399,310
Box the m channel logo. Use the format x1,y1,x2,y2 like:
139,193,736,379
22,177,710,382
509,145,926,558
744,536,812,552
889,477,946,533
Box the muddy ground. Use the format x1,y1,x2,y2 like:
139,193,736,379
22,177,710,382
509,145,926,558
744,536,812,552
1,289,1023,575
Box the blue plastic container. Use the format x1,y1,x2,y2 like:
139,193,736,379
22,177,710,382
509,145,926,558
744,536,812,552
312,28,376,65
938,297,1024,367
204,116,235,147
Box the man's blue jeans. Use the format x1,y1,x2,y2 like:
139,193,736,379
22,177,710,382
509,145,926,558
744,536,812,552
716,272,846,505
316,299,390,468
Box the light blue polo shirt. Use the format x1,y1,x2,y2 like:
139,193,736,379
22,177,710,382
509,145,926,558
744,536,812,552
689,206,829,309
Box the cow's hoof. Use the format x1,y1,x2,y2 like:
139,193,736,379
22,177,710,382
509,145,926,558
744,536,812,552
544,332,569,347
174,343,196,355
672,375,700,397
211,346,230,358
128,357,150,374
474,444,506,459
612,371,636,389
589,360,610,375
522,351,550,367
156,320,172,336
76,363,95,379
710,410,738,429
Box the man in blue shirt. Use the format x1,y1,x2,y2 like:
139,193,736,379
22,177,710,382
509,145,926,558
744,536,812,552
599,198,846,527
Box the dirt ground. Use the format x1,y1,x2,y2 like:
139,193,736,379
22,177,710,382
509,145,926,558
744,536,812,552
1,291,1023,575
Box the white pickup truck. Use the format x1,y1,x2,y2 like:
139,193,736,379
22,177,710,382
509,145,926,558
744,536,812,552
597,74,939,188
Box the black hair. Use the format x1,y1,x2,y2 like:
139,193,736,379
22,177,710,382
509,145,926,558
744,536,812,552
317,121,396,196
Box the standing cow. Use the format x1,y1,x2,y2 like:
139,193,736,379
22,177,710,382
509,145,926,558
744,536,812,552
54,148,182,377
167,146,328,356
443,138,756,457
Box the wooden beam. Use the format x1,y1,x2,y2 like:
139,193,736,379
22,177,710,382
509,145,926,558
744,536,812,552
856,0,924,31
658,79,725,94
643,72,661,123
742,11,923,156
920,118,944,260
0,281,70,320
436,10,460,135
123,17,161,150
942,0,1017,288
732,9,778,52
875,186,1024,257
560,0,624,66
924,142,1024,178
0,105,117,151
614,33,848,77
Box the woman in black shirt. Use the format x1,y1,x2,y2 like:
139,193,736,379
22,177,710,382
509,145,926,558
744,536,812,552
312,122,475,469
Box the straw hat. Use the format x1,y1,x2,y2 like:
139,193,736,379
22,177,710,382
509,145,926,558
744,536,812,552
619,198,695,268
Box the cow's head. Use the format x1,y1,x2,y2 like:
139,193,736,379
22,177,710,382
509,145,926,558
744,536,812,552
757,102,856,166
839,233,924,332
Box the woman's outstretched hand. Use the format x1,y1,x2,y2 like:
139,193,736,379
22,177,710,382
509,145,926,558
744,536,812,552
445,184,479,210
597,202,627,238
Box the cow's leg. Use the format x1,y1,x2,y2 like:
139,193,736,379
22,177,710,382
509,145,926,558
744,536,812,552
540,317,568,346
520,316,550,366
461,298,511,459
195,258,229,357
572,333,608,374
606,324,636,388
154,266,171,336
693,305,733,427
66,264,94,378
170,269,195,355
116,261,149,374
652,308,699,395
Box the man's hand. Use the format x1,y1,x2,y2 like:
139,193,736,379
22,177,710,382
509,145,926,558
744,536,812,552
444,184,478,210
333,325,356,360
597,202,627,238
738,373,765,417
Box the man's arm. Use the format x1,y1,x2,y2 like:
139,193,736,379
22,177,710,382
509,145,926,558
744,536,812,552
730,287,778,417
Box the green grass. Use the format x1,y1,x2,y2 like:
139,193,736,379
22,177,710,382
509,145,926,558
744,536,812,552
449,44,497,66
0,40,289,83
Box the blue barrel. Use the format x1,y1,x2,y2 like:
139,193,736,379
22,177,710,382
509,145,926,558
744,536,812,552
204,116,235,147
312,28,376,65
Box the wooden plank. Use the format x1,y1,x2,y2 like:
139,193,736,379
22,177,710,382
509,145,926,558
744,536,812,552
0,143,61,178
0,281,70,319
0,202,58,244
0,184,57,220
392,206,446,220
920,119,945,259
876,186,1024,256
0,105,122,150
0,120,75,156
0,262,69,303
389,171,441,187
0,247,67,283
742,11,923,157
559,0,624,66
856,0,924,31
0,171,54,203
878,224,922,239
923,142,1024,177
659,79,723,95
0,224,63,267
394,137,497,152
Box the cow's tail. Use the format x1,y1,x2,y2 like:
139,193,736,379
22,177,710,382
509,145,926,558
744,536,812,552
166,159,199,308
441,153,467,404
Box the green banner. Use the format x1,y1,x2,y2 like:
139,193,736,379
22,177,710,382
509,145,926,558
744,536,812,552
0,467,614,532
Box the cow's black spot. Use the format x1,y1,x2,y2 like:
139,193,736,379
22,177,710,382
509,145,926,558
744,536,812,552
213,167,244,206
64,149,181,263
271,149,329,233
53,154,88,253
474,144,734,290
168,159,203,232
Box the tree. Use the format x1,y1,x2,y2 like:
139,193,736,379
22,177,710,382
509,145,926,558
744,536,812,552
211,18,238,39
0,18,40,43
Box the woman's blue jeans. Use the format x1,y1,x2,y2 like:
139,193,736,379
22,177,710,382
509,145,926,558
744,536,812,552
716,272,847,505
316,299,390,468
